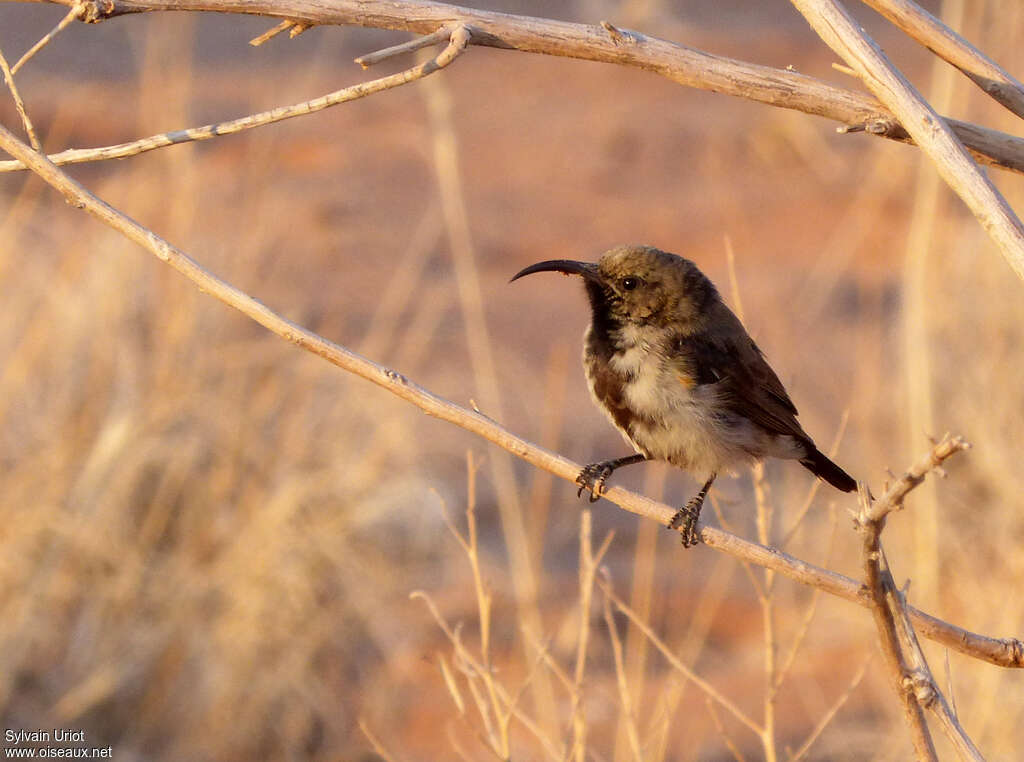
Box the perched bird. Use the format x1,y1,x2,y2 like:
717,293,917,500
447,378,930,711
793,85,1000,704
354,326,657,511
511,244,856,547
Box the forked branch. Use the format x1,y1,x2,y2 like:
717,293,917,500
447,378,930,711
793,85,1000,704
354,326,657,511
0,24,470,172
857,436,985,760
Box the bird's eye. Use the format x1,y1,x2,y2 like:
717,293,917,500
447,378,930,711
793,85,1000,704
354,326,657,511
621,277,640,291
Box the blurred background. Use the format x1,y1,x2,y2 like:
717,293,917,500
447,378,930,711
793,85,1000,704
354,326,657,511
1,0,1022,759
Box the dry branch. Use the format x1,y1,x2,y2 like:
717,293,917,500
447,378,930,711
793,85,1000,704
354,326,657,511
860,0,1024,119
859,484,938,761
889,578,985,762
856,437,985,760
790,0,1024,284
0,46,40,150
0,25,470,172
1,118,1022,672
7,0,1024,178
11,1,83,73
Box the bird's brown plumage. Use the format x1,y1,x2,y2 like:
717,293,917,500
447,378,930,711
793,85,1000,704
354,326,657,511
511,244,856,532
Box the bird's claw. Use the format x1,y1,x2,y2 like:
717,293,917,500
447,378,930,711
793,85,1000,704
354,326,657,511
576,462,614,503
667,501,703,548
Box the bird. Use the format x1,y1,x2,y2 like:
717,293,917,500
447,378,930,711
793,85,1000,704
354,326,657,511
511,244,856,547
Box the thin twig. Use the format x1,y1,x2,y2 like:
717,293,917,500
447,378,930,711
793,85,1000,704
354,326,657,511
249,19,294,46
0,26,472,173
569,513,613,762
887,566,985,761
11,2,83,73
0,120,1021,671
439,653,467,715
706,698,748,762
602,582,644,762
355,26,453,68
358,717,406,762
452,451,509,756
0,46,41,150
859,0,1024,119
775,509,840,692
412,590,563,761
781,411,849,546
753,462,779,762
598,576,764,737
866,433,970,522
787,653,871,762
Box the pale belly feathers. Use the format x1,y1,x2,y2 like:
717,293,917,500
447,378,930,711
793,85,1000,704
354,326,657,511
585,325,801,479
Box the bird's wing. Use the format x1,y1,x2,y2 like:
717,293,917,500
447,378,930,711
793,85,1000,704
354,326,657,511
671,328,811,443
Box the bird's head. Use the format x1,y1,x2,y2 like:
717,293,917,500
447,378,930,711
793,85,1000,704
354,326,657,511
511,245,718,330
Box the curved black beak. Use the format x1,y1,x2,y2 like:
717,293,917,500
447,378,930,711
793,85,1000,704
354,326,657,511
510,259,599,283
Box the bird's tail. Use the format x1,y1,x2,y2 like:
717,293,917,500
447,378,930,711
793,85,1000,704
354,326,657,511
799,446,857,493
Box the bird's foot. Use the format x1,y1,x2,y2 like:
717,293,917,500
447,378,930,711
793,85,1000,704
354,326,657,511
667,496,705,548
576,461,616,503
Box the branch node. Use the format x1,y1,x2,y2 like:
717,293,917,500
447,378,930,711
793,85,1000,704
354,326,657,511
905,672,938,708
80,0,115,23
600,21,626,45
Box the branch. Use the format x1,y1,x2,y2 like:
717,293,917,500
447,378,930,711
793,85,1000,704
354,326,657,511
0,24,470,172
856,437,985,760
860,0,1024,119
8,0,1024,178
790,0,1024,283
0,118,1022,672
0,45,41,150
867,433,970,523
11,1,83,73
858,485,938,761
889,578,986,762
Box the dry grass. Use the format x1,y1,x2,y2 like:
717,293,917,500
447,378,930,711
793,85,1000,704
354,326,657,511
1,3,1023,759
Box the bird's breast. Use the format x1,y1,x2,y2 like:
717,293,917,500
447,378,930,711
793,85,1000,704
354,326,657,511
583,324,755,477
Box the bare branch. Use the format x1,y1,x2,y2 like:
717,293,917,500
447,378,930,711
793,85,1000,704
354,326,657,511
568,511,612,762
854,435,982,759
11,2,83,73
358,718,407,762
790,0,1024,282
866,433,970,523
787,653,871,762
0,26,471,172
860,0,1024,119
355,26,452,68
599,576,764,737
602,584,644,762
888,580,986,762
0,46,41,150
857,484,938,761
248,19,295,46
0,120,1021,672
11,0,1024,176
706,698,748,762
412,591,563,760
